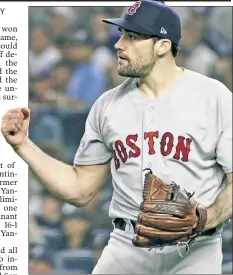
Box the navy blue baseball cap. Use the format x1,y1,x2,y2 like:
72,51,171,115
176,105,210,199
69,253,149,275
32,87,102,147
102,0,181,46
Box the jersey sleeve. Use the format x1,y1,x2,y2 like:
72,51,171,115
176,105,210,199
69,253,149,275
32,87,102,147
215,84,232,174
73,98,112,165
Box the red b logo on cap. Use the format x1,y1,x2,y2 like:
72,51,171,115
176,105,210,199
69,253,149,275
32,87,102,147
127,1,141,15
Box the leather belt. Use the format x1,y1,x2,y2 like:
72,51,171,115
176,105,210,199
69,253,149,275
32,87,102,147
114,218,136,232
114,218,216,236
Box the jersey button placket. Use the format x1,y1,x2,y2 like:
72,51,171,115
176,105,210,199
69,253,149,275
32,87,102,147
148,105,154,112
148,162,152,168
147,105,154,127
143,105,155,172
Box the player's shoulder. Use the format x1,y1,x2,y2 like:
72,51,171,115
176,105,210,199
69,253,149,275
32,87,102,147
186,69,231,97
93,77,135,111
87,78,136,129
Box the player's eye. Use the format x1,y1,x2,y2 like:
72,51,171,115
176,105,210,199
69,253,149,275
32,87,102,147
117,29,138,40
118,28,123,36
128,34,136,40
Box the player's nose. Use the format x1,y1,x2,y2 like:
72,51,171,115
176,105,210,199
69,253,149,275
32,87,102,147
114,35,126,51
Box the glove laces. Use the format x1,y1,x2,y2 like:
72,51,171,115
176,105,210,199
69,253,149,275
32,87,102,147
142,168,153,199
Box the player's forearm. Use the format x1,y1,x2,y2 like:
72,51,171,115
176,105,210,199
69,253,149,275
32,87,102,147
205,181,232,229
14,137,87,206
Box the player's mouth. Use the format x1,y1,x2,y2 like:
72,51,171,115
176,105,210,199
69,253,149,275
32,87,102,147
118,53,129,61
118,55,129,64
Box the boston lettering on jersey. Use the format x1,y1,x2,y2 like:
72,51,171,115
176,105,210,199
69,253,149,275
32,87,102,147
113,131,192,170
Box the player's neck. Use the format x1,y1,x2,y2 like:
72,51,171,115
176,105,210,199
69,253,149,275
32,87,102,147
137,61,184,101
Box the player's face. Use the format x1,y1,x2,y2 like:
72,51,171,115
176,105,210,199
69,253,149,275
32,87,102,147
115,28,156,78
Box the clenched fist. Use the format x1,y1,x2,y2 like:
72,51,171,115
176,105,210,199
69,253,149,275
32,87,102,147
1,107,30,149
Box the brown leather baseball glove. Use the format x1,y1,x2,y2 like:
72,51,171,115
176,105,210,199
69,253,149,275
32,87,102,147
132,168,208,250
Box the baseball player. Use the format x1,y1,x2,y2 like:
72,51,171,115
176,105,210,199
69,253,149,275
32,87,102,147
1,1,232,274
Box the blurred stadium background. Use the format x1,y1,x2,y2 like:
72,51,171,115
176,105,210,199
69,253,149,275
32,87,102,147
28,5,232,275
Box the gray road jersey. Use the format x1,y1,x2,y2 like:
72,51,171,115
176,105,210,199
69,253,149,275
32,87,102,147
74,69,232,222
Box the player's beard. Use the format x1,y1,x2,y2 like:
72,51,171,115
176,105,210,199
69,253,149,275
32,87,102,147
117,49,155,78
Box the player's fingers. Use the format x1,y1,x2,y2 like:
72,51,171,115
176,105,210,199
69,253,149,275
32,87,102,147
22,107,30,120
132,235,153,248
2,117,23,128
1,124,19,136
2,118,23,128
10,107,24,114
14,120,23,131
3,107,26,118
4,108,21,115
2,110,24,121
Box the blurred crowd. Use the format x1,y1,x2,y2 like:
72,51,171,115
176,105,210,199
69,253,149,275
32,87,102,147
28,5,232,275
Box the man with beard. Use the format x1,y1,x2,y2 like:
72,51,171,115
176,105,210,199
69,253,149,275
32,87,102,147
1,1,232,274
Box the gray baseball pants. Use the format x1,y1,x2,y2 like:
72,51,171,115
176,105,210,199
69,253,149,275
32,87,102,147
92,219,222,274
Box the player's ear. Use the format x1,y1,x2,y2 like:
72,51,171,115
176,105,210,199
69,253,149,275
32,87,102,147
155,39,172,57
